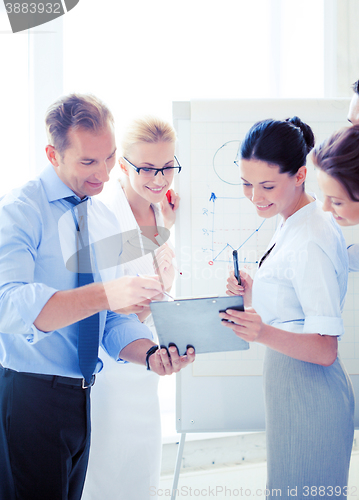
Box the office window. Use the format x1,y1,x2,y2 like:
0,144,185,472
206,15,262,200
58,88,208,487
0,12,30,197
63,0,324,134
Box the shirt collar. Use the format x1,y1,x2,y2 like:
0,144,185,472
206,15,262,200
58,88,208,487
39,164,89,204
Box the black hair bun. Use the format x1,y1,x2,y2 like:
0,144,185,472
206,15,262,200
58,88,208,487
286,116,315,154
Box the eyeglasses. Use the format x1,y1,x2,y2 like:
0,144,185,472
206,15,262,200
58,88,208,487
123,156,182,177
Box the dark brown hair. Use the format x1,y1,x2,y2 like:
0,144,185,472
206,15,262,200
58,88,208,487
312,125,359,201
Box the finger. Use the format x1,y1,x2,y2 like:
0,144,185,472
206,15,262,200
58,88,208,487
149,349,165,375
168,345,182,372
226,284,244,296
225,309,246,318
155,253,172,267
221,318,243,329
155,245,175,259
158,348,174,375
172,195,180,211
185,347,195,362
220,320,251,340
130,305,146,313
137,276,163,293
138,299,152,307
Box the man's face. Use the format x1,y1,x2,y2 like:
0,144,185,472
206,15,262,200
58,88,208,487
348,93,359,126
47,124,116,199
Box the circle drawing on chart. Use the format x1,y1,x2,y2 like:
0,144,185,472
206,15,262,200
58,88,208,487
213,140,241,185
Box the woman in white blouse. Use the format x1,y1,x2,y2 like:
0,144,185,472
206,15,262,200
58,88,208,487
223,117,354,499
82,117,180,500
313,124,359,271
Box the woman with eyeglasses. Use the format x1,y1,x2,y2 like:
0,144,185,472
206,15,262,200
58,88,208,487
222,118,354,499
82,116,181,500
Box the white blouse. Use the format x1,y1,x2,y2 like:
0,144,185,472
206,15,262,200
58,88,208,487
348,244,359,272
252,198,348,337
102,181,169,334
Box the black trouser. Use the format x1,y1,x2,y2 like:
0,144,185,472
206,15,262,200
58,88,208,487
0,367,91,500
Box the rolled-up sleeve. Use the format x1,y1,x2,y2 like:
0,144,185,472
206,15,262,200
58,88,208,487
292,241,344,337
0,200,58,341
101,311,154,362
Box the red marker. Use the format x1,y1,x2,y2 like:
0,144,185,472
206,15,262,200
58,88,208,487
166,190,174,207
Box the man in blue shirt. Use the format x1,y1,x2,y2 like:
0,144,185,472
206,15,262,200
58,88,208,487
0,93,195,500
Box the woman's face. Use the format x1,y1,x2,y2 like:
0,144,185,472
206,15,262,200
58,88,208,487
317,169,359,226
240,159,306,220
122,140,175,203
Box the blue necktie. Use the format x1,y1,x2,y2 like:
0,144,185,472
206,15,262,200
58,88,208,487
65,196,99,386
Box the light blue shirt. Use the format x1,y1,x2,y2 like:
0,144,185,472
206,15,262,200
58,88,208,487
253,198,348,337
0,165,153,378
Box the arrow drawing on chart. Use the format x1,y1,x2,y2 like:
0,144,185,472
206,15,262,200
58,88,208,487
207,192,267,264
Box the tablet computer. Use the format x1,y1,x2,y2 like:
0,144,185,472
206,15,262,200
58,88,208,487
150,295,249,355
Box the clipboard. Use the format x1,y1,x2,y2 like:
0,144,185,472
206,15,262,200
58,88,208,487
150,295,249,355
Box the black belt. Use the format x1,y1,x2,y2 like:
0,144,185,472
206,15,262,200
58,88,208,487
0,366,95,389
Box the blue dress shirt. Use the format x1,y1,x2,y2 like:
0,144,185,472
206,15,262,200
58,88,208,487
0,165,153,377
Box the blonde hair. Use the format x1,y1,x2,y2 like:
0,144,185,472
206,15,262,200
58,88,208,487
121,116,176,158
45,93,114,156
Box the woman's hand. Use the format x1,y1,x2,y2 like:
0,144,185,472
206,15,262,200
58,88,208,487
226,269,253,307
153,244,175,291
160,189,180,229
219,307,264,343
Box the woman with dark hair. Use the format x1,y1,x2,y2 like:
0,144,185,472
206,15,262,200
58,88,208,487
348,80,359,125
222,117,354,499
313,125,359,272
313,125,359,226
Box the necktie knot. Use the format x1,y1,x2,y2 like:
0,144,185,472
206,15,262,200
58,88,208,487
64,195,88,206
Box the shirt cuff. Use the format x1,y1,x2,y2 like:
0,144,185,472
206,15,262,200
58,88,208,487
102,313,154,362
2,283,58,343
303,316,344,337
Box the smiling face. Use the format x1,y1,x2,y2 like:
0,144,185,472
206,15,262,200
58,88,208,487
240,159,307,220
46,123,117,199
120,140,176,204
317,169,359,226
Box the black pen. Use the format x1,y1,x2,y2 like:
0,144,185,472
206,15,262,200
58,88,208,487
232,250,241,286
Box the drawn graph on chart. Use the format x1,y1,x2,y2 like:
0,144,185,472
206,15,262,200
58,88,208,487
208,192,269,266
191,138,279,299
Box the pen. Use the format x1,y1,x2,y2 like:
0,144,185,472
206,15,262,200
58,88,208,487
232,250,241,286
162,290,175,301
136,274,174,301
166,190,174,208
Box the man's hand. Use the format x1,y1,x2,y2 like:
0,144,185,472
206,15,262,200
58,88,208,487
148,345,195,375
114,300,151,316
104,275,163,311
120,339,195,375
